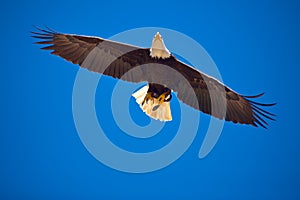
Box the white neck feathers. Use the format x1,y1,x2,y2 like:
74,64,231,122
150,32,171,59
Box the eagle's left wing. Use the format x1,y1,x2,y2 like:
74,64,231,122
32,27,154,83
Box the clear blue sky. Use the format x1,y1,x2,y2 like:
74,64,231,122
1,0,300,199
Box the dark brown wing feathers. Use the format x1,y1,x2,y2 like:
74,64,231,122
32,27,275,128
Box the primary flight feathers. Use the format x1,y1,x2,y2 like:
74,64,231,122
32,27,276,128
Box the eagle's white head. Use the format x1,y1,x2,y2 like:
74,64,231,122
150,32,171,59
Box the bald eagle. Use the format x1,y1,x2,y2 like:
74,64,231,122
32,27,275,128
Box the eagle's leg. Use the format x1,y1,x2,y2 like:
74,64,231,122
132,83,173,122
141,84,172,106
158,90,172,104
141,92,154,106
146,83,171,112
152,91,172,111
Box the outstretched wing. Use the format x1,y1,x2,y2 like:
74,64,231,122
157,58,276,128
31,27,152,82
32,27,275,128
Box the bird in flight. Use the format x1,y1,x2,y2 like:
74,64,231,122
32,27,275,128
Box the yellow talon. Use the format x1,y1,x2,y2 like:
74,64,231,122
142,93,153,105
158,93,166,104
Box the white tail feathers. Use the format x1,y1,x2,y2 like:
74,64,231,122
132,85,172,122
132,85,149,105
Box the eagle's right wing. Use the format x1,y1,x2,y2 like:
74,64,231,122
159,57,276,128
